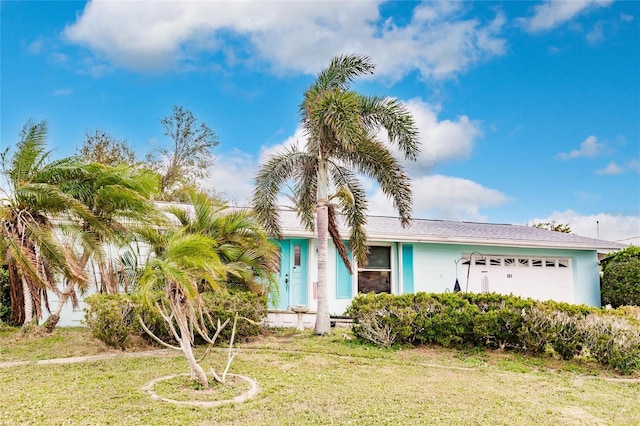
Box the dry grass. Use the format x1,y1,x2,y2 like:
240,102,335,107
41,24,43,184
0,327,638,425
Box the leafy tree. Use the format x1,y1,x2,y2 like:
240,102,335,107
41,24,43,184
0,120,88,325
531,221,571,233
147,106,218,201
76,129,136,165
601,246,640,307
253,54,420,334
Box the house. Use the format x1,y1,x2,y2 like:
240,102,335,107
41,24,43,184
267,210,625,328
45,207,625,328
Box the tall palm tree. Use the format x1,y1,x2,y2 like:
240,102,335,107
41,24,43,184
253,54,420,335
44,162,161,330
0,120,89,325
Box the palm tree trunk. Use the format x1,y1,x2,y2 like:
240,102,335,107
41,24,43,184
175,307,209,388
314,160,331,335
21,276,34,326
45,250,92,332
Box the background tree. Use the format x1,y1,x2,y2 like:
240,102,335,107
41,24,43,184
531,221,571,233
601,246,640,307
253,54,419,335
0,120,88,325
147,106,218,201
76,129,136,165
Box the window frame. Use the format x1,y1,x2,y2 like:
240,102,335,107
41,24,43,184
357,243,395,294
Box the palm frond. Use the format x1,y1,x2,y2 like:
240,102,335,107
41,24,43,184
340,136,413,227
327,204,352,272
252,147,309,238
359,95,420,161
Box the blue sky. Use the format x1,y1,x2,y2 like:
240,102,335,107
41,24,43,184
1,0,639,245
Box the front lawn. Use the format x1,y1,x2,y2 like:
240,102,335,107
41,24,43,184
0,327,638,425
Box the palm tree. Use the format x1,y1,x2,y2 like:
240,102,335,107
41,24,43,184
0,120,89,325
253,54,420,335
166,191,279,295
138,191,279,388
138,231,228,388
44,162,161,330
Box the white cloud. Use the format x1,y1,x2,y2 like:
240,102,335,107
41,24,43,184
626,159,640,173
403,99,482,171
519,0,614,33
556,135,604,159
620,13,634,23
64,0,506,80
258,127,307,165
28,38,45,54
201,150,257,206
586,20,605,43
596,161,623,175
368,174,508,221
530,210,640,246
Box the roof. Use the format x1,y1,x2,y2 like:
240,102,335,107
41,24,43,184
276,209,626,251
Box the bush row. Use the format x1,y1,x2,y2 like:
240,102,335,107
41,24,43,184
84,290,268,349
345,292,640,375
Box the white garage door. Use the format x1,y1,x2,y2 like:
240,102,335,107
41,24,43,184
464,254,574,303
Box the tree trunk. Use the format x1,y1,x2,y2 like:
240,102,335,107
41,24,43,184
45,250,91,332
314,160,331,335
21,276,34,326
176,309,209,389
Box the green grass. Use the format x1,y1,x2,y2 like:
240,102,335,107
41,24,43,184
0,327,639,425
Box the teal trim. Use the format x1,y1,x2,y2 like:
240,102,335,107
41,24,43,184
402,244,414,294
336,244,352,299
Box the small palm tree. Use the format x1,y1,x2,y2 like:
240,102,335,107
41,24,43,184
253,54,420,334
138,191,278,388
0,120,88,325
139,231,228,388
167,191,279,294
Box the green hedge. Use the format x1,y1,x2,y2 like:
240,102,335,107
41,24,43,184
346,292,640,375
84,290,267,349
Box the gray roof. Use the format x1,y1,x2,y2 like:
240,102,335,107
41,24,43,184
276,210,625,251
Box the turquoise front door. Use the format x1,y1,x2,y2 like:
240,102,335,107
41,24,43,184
272,239,308,310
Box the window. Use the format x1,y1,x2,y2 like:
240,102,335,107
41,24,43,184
518,258,530,267
294,245,301,267
532,259,543,268
474,258,486,266
558,259,569,268
358,246,391,294
545,259,556,268
489,257,502,266
504,258,515,266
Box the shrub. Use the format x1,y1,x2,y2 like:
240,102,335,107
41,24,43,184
84,290,268,348
201,290,268,342
346,292,640,374
601,257,640,308
84,294,136,349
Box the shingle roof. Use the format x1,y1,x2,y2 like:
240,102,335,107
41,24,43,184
275,209,625,251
